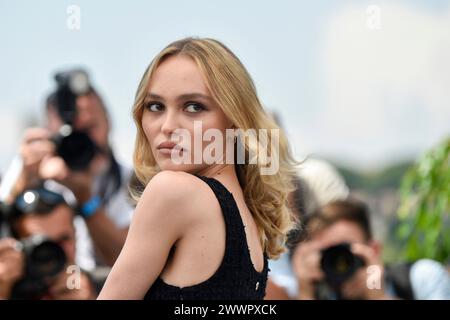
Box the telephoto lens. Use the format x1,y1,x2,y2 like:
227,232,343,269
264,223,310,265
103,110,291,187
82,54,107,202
320,242,365,288
19,234,67,279
52,126,98,171
11,234,67,300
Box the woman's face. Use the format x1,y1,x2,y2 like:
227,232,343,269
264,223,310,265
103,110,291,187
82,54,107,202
142,54,233,173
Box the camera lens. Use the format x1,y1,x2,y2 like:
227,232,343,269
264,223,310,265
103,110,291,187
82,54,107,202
56,130,97,171
320,243,365,287
10,235,67,299
22,234,67,279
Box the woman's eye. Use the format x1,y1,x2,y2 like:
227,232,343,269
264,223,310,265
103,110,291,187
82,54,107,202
146,103,164,112
184,103,205,113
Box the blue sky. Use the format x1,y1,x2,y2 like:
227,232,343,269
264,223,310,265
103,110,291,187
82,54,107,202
1,0,449,173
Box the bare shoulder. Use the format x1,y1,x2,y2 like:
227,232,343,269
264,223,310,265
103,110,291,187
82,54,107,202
141,170,207,205
136,171,216,226
98,171,213,299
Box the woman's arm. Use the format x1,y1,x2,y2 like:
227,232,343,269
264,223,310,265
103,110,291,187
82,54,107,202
97,171,197,299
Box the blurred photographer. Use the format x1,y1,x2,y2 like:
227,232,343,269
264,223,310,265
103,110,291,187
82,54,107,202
265,158,350,299
0,188,96,299
291,200,450,300
1,69,133,267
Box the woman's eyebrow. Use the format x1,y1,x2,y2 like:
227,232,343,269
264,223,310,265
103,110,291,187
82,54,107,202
145,92,164,101
176,93,212,102
145,92,212,102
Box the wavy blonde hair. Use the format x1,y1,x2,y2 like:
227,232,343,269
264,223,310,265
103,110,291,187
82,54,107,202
131,37,299,259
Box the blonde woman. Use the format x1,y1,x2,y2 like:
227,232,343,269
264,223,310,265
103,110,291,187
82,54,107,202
98,37,298,300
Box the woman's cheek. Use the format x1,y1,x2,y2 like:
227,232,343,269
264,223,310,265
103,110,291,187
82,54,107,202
142,123,155,148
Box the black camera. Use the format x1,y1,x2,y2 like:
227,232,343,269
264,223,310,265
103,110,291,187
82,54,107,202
320,242,365,288
20,234,67,279
1,188,68,299
11,234,67,299
51,69,98,171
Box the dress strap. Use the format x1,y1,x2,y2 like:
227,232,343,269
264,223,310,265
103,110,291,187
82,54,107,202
192,174,262,272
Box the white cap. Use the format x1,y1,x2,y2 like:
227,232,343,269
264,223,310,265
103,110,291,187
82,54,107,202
297,158,349,216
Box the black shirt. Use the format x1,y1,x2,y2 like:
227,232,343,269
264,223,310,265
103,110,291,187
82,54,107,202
144,174,269,300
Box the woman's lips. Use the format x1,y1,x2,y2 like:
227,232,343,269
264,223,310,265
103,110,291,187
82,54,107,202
157,141,185,156
157,148,184,156
157,141,178,149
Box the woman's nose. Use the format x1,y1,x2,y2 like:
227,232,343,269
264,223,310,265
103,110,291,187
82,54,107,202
160,110,179,136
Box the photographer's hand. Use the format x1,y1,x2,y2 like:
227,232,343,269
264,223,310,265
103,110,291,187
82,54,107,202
0,238,25,300
38,152,99,195
7,128,55,202
292,241,324,300
340,243,392,300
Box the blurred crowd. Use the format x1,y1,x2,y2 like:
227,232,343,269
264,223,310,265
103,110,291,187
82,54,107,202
265,159,450,300
0,68,448,300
